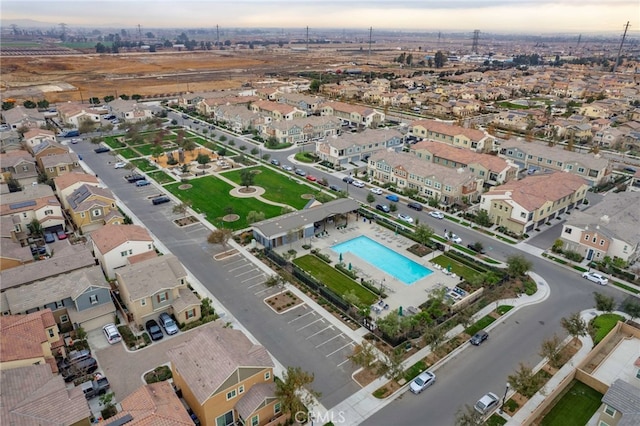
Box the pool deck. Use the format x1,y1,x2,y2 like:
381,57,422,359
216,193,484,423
274,218,462,318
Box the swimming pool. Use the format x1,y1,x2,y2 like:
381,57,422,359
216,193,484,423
332,235,433,285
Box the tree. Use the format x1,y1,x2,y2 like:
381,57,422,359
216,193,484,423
275,366,321,424
561,312,588,339
593,292,615,312
239,169,255,188
455,404,483,426
506,254,532,278
621,298,640,321
310,79,322,93
414,223,434,249
376,347,405,381
23,100,37,109
196,153,211,165
348,341,377,369
6,176,22,192
36,99,50,109
475,209,492,227
434,51,447,68
264,274,285,290
99,392,117,420
172,201,192,218
28,219,44,238
539,334,563,368
247,210,266,224
456,305,475,329
423,324,447,356
508,363,542,398
207,228,233,248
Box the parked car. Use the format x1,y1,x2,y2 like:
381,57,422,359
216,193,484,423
581,272,608,285
352,180,365,188
114,161,127,169
61,357,98,382
409,371,436,394
386,194,399,202
294,168,307,177
407,202,423,211
102,323,122,345
145,319,164,341
329,184,342,192
94,146,110,153
126,174,146,183
467,243,486,254
306,175,317,182
282,164,293,172
398,213,414,223
470,330,489,346
159,312,179,335
135,179,151,187
370,187,383,195
44,232,55,243
474,392,499,414
81,375,110,399
70,138,81,144
316,178,328,187
445,233,462,244
270,159,280,166
58,349,92,370
429,211,445,219
152,196,171,205
376,204,390,213
342,176,354,184
30,244,47,255
56,229,67,240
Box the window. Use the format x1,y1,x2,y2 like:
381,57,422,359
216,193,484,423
148,244,152,250
186,309,195,319
44,209,53,215
238,385,244,394
636,368,640,379
80,212,85,218
274,402,282,415
604,405,616,417
226,389,237,400
157,292,168,303
22,165,30,172
599,240,604,246
60,315,69,323
264,371,271,380
520,212,526,218
564,228,572,234
215,411,234,426
578,167,585,173
120,251,128,257
89,295,99,305
140,299,146,307
48,328,55,338
92,209,101,217
55,300,64,309
584,235,590,241
59,166,66,171
251,415,259,426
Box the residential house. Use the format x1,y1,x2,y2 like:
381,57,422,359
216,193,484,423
1,265,116,332
368,151,484,206
1,364,92,426
30,139,69,158
54,172,100,209
559,192,640,263
320,101,385,128
598,379,640,426
0,105,46,130
213,104,268,134
276,92,324,115
196,95,257,117
255,87,280,101
99,381,194,425
114,254,200,327
260,116,341,145
0,149,39,187
0,309,64,372
410,140,517,186
21,128,57,151
594,127,624,148
0,130,22,152
479,172,589,235
316,128,404,167
0,217,33,270
178,91,219,110
66,184,123,233
0,184,65,243
167,324,282,426
57,102,103,127
496,138,611,186
39,152,81,178
409,119,492,152
106,99,153,123
90,224,156,279
250,100,307,121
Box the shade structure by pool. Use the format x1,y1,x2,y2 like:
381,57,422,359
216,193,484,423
332,236,433,285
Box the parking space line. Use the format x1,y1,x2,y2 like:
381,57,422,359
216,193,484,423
315,333,343,348
229,263,253,273
306,325,333,339
235,268,259,277
326,342,354,357
288,311,315,323
225,259,246,268
296,318,324,331
247,281,266,289
336,358,352,367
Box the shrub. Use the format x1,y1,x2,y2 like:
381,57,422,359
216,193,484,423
564,250,584,262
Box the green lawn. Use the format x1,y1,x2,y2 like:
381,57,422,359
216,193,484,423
147,170,176,185
165,176,283,230
591,313,624,344
541,380,603,426
465,315,496,336
134,144,156,156
486,414,507,426
115,147,139,159
222,166,316,209
430,255,482,281
130,158,158,173
294,255,378,305
103,137,125,149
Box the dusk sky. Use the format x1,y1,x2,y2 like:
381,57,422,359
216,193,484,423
1,0,638,34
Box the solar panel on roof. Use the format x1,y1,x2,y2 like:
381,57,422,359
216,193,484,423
9,200,37,210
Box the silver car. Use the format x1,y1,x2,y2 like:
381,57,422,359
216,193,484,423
409,371,436,394
474,392,499,414
158,312,179,335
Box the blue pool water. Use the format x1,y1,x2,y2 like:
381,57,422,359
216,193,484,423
332,236,433,285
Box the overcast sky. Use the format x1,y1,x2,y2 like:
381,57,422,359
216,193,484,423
1,0,638,34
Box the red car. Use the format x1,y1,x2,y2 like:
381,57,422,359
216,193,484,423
56,229,68,240
306,175,317,182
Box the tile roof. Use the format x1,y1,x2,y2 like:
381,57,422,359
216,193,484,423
98,381,193,425
252,99,297,115
324,128,402,150
171,286,201,313
499,138,609,170
54,172,99,192
0,310,53,364
91,224,153,255
0,238,33,265
0,150,36,168
236,382,276,419
22,128,55,140
115,254,186,301
411,119,486,141
39,152,79,168
0,184,60,217
32,140,68,156
1,364,91,426
66,184,115,210
127,250,159,266
323,101,380,116
268,115,341,131
412,140,511,173
167,323,274,405
602,379,640,415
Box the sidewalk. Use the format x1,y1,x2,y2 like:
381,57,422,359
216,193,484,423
328,272,551,426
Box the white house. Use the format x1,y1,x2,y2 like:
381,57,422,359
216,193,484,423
90,224,156,279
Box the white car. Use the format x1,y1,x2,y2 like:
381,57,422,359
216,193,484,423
474,392,499,414
429,211,445,219
445,233,462,244
352,180,365,188
581,272,608,285
398,213,414,224
370,187,383,195
114,162,127,169
409,371,436,394
102,323,122,345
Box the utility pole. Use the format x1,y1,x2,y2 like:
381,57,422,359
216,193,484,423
216,25,219,47
306,26,309,51
471,30,480,55
368,26,373,61
613,21,630,73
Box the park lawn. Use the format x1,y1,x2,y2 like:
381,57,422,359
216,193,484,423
430,254,482,281
222,166,315,210
134,144,156,156
147,170,176,185
165,176,283,230
200,140,219,151
130,159,158,173
465,315,496,336
540,380,603,426
115,147,140,159
591,313,624,345
103,136,124,149
294,255,378,305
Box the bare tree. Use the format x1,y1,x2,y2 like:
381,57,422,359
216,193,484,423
348,341,377,369
207,228,233,248
539,334,563,369
560,312,588,339
172,201,192,218
455,404,483,426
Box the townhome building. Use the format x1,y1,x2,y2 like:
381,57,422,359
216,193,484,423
0,149,39,187
105,99,153,123
114,254,200,327
213,104,269,134
260,115,341,145
493,110,534,131
320,101,385,128
21,128,57,151
196,95,257,117
276,92,324,115
54,172,100,209
409,119,492,152
410,140,517,186
316,128,403,167
0,105,46,130
250,100,306,121
255,87,280,101
0,130,22,152
167,324,282,426
368,151,484,206
90,223,156,279
39,152,81,178
559,192,640,264
479,172,589,235
496,138,611,186
57,103,102,127
66,184,124,233
31,139,70,159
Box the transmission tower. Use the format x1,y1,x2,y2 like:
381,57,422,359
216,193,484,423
306,26,309,51
368,27,373,60
471,30,480,54
137,24,142,41
59,23,67,37
613,21,630,73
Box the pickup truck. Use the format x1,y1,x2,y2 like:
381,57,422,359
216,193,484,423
126,174,146,183
81,375,110,399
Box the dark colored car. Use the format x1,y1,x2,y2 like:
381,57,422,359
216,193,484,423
56,229,68,240
44,232,56,243
375,204,390,213
270,159,280,166
126,174,146,183
294,168,306,177
81,375,110,399
329,184,342,192
470,330,489,346
342,176,354,184
30,245,47,255
145,319,164,341
94,146,110,153
152,196,171,205
467,243,486,254
58,349,92,370
61,357,98,382
407,202,423,211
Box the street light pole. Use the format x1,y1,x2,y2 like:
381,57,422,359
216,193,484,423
500,383,510,414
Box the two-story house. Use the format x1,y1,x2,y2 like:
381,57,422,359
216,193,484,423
57,103,103,127
479,172,589,235
39,152,81,178
114,254,201,327
0,105,46,130
54,172,100,209
0,130,22,152
250,100,307,121
560,192,640,263
90,224,156,279
409,119,492,152
0,222,34,271
0,149,39,187
316,128,404,167
66,184,123,233
261,115,342,145
167,324,282,426
276,92,324,115
106,99,154,123
21,128,57,151
213,104,268,134
320,101,385,128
